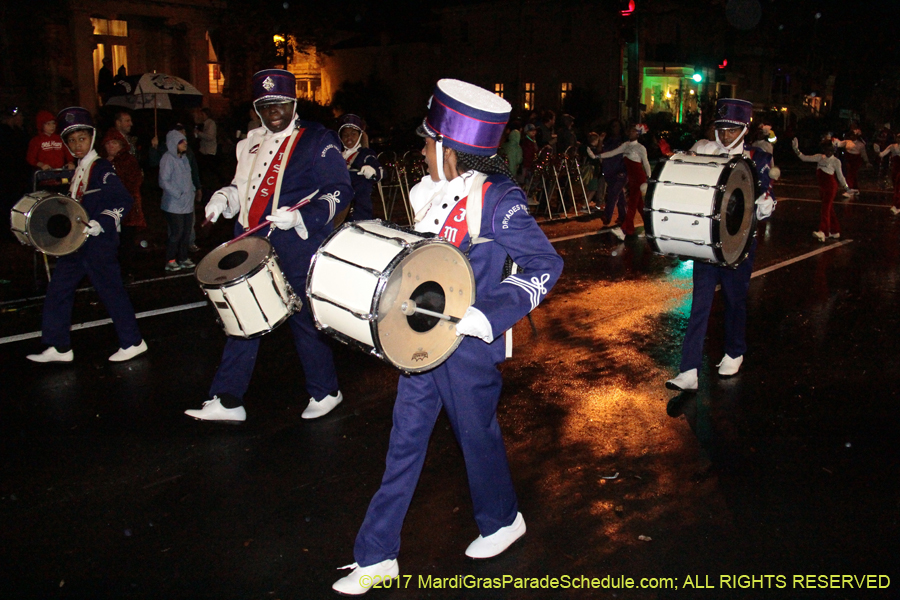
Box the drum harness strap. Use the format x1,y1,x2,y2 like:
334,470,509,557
241,127,304,230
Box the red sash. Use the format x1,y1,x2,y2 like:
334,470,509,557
247,128,305,227
439,182,491,248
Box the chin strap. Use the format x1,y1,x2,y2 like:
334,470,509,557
716,126,748,152
435,139,447,182
341,139,361,159
256,100,298,133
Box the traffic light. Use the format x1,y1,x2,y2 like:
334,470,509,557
619,0,635,16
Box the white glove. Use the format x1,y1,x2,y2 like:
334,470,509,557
266,207,308,239
205,192,228,223
359,165,377,180
755,194,775,220
84,220,103,236
874,144,881,153
454,306,493,343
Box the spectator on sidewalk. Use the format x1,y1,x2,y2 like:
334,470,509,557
159,129,195,272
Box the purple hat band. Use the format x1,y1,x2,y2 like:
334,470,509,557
57,107,93,137
339,114,366,131
425,88,509,156
252,69,296,103
715,99,753,127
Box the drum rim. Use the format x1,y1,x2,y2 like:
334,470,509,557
370,236,475,374
195,235,277,287
11,192,89,256
711,156,759,266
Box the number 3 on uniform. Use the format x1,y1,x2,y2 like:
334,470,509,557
453,208,466,223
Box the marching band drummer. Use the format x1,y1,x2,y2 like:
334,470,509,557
26,107,147,364
331,79,564,595
185,69,352,423
666,98,776,392
337,114,383,222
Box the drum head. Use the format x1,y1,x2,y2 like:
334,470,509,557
17,193,89,256
374,240,474,373
196,236,274,285
716,158,757,265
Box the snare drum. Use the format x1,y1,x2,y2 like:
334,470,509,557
10,191,89,256
307,220,475,373
195,236,300,338
644,153,759,267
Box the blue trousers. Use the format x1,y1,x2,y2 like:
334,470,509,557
603,173,627,223
353,336,518,566
208,280,339,402
41,244,142,349
679,247,756,372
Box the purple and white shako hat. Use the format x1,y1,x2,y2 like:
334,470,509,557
715,98,753,128
418,79,511,156
57,107,94,138
338,114,366,132
252,69,297,107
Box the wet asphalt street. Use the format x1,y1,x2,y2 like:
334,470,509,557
1,165,898,600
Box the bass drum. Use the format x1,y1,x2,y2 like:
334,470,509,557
10,191,89,256
644,153,759,267
307,220,475,374
195,236,300,338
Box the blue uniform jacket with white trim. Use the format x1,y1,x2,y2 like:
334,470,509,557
460,175,564,362
79,158,133,249
231,120,353,280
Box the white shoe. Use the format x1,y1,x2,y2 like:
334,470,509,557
891,206,900,215
665,368,698,392
109,340,148,362
611,227,625,241
465,512,526,559
332,559,399,596
27,347,74,363
829,232,840,239
717,354,743,377
185,397,246,422
812,231,826,242
301,390,342,419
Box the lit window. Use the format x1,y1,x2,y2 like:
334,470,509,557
207,32,224,94
91,18,127,37
494,83,504,98
560,82,573,104
524,82,535,110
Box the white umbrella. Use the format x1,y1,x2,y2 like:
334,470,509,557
107,73,203,135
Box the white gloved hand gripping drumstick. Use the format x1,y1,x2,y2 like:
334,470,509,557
204,189,320,246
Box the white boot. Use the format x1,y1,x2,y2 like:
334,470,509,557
301,391,343,419
332,559,399,596
665,369,698,392
465,512,526,559
717,354,743,377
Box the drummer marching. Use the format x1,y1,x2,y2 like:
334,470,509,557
185,69,352,423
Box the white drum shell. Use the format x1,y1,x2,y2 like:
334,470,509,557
10,191,89,256
307,220,475,373
196,238,296,338
645,154,757,266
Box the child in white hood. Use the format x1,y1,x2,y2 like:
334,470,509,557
159,128,196,271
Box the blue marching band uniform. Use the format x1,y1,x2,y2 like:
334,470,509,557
332,79,564,595
667,98,776,392
27,107,147,364
185,69,353,422
337,113,384,222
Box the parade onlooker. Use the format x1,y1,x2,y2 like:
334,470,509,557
556,114,577,154
98,58,115,105
159,129,195,272
793,138,849,241
194,107,218,195
520,123,538,184
103,127,145,281
114,110,137,156
582,132,603,206
501,122,523,182
0,106,30,238
538,110,557,152
27,110,74,171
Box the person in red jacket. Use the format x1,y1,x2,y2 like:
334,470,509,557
103,127,146,281
26,110,74,171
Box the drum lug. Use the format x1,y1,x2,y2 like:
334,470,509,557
713,242,723,248
692,220,700,226
661,216,669,222
711,214,721,221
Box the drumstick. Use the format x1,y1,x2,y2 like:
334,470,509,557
210,189,321,246
399,300,461,323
